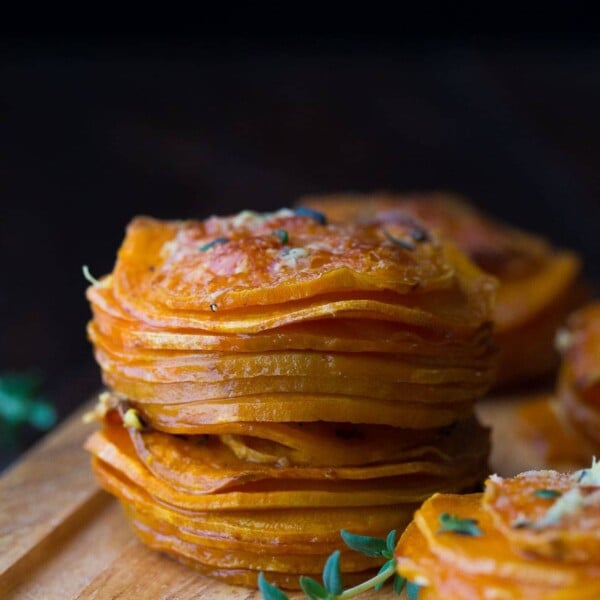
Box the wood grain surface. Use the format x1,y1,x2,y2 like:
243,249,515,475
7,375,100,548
0,392,559,599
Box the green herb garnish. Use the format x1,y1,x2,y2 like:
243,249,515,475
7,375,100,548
406,581,421,600
294,207,327,225
382,228,416,250
258,573,289,600
299,575,329,599
437,512,483,537
0,372,55,430
410,228,429,242
0,372,56,450
322,551,343,596
534,489,563,499
199,237,229,252
393,574,407,595
259,528,413,599
273,229,289,244
82,265,100,286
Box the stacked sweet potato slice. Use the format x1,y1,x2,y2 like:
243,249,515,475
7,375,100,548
84,208,496,588
300,192,583,386
396,462,600,598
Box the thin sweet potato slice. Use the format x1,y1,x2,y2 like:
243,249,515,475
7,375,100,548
118,416,488,493
395,520,571,599
86,429,485,511
94,458,416,549
416,493,600,586
113,212,455,311
130,394,476,429
483,467,600,562
89,287,494,357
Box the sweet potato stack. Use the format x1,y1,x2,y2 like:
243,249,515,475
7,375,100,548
555,303,600,448
396,462,600,598
519,303,600,468
84,208,496,588
300,192,583,387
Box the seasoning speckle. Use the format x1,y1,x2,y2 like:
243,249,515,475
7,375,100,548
123,408,145,431
199,237,229,252
410,228,429,242
293,207,327,225
383,228,416,250
273,229,289,244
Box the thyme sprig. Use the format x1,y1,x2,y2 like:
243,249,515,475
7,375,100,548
258,529,415,600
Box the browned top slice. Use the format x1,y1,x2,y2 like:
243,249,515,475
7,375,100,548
115,211,455,310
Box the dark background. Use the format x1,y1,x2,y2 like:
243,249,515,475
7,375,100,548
1,31,599,465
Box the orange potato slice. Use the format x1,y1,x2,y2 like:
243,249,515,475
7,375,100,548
483,469,600,562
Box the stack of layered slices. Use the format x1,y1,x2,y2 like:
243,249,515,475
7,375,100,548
555,303,600,447
518,302,600,469
84,208,496,589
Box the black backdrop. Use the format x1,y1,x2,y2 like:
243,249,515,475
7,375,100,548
1,34,599,464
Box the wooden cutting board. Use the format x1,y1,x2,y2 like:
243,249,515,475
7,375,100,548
0,392,555,600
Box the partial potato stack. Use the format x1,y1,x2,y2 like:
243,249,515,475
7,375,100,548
519,302,600,469
300,192,583,387
555,303,600,447
396,462,600,598
84,208,496,588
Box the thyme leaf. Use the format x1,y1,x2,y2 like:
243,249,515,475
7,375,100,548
294,207,327,225
323,550,343,596
385,530,397,555
393,574,406,595
340,530,388,557
534,489,563,499
406,581,421,600
410,228,429,242
437,512,483,537
382,228,416,250
273,229,289,244
199,237,229,252
258,572,289,600
299,576,329,599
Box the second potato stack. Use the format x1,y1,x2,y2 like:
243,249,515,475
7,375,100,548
84,208,497,589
